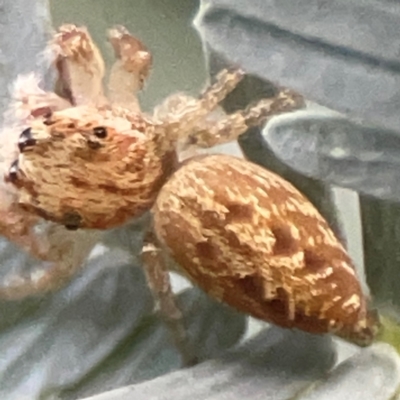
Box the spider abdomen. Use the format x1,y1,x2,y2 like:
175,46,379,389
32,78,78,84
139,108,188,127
153,154,379,346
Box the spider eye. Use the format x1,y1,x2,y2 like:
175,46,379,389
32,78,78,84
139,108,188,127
18,128,36,153
63,211,82,230
8,160,19,183
87,139,102,150
42,110,53,125
93,126,107,138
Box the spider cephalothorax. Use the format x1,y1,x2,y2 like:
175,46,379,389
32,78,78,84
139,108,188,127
9,106,176,229
0,24,379,360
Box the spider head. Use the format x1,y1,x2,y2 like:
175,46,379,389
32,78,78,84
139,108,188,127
6,106,172,230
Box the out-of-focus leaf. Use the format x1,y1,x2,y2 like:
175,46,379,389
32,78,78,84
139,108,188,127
0,239,246,400
78,333,400,400
81,327,337,400
65,284,246,400
300,343,400,400
194,0,400,135
263,111,400,202
0,246,154,400
0,0,52,114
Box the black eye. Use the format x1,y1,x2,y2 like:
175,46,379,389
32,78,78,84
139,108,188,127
18,128,36,153
43,119,54,126
8,160,19,183
87,139,102,150
93,126,107,138
42,110,54,125
63,211,82,230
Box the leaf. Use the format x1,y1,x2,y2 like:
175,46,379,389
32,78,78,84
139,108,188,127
263,110,400,201
194,0,400,135
80,328,400,400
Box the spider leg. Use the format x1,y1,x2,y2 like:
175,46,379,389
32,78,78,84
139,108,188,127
199,69,245,109
107,26,152,111
51,24,107,106
154,69,244,143
184,87,305,148
0,224,100,300
7,26,107,120
141,229,197,366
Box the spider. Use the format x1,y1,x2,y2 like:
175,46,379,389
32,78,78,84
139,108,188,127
0,24,378,365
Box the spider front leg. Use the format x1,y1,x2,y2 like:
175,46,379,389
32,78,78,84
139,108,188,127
51,24,106,106
141,229,197,366
184,87,305,149
0,223,100,300
107,26,153,111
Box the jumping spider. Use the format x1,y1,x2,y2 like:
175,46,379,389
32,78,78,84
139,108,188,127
0,24,378,364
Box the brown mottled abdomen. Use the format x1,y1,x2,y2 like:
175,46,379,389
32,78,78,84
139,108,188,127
153,155,379,345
